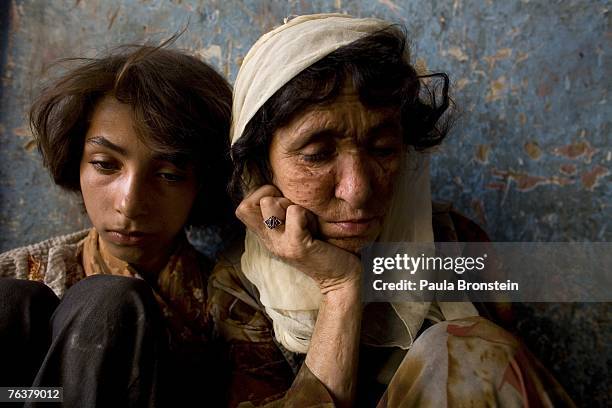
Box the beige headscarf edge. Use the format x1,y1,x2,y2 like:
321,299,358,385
231,13,393,145
232,13,477,353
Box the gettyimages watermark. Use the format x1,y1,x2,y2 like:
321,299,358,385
361,242,611,302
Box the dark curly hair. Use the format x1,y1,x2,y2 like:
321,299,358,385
229,26,452,201
30,41,233,228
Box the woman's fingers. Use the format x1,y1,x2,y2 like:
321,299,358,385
284,204,311,244
236,185,318,257
235,185,283,231
285,205,361,287
260,196,292,232
236,186,361,289
236,185,297,249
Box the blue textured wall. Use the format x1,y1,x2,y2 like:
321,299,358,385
1,0,610,405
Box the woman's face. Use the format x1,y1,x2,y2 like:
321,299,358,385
269,83,404,254
80,96,198,273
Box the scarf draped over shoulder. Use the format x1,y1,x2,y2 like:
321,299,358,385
231,13,477,353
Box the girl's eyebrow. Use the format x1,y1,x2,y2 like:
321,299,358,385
85,136,191,168
85,136,127,155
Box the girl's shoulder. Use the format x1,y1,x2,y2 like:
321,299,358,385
0,229,90,296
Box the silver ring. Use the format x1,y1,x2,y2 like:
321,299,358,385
264,216,283,230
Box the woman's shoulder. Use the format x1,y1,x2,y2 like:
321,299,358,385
0,229,90,295
432,201,490,242
209,239,300,406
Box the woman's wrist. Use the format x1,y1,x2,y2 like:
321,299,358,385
314,255,362,294
318,268,360,293
307,272,362,407
320,277,361,308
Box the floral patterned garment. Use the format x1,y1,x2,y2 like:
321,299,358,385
81,229,213,349
376,316,575,408
209,204,575,407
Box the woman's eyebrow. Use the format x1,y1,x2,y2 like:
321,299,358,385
86,136,127,155
366,118,401,137
287,128,337,150
286,113,400,148
152,152,190,169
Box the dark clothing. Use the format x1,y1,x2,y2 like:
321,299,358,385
0,278,58,390
0,275,225,407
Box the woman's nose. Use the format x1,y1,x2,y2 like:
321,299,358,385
115,173,149,219
335,153,373,209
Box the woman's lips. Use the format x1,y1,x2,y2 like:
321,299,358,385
105,230,151,246
324,217,380,237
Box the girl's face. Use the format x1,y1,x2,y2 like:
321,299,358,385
80,96,198,274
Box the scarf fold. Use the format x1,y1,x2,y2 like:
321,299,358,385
82,229,211,347
232,13,477,354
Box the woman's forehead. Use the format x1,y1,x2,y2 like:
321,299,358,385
272,104,401,151
287,96,400,135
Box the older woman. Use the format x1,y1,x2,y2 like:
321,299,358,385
210,13,572,407
0,43,233,406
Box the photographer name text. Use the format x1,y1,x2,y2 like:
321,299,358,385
372,279,519,291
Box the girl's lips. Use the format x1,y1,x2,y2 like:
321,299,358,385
106,230,151,246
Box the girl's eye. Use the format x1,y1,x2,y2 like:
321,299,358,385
89,160,118,172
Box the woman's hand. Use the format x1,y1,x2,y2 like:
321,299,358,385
235,184,361,293
237,184,362,406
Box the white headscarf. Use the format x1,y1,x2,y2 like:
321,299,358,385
231,13,477,353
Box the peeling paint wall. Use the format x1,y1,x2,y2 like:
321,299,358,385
0,0,610,405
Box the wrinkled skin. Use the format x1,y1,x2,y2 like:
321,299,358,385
235,82,405,407
236,83,404,288
268,85,403,254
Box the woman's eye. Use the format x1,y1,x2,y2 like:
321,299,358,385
302,153,328,163
89,160,118,172
372,147,397,157
370,139,401,157
158,172,185,182
301,149,335,163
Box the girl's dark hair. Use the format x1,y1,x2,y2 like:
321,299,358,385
30,41,233,227
229,26,452,201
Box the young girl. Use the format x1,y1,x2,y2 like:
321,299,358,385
0,43,233,406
